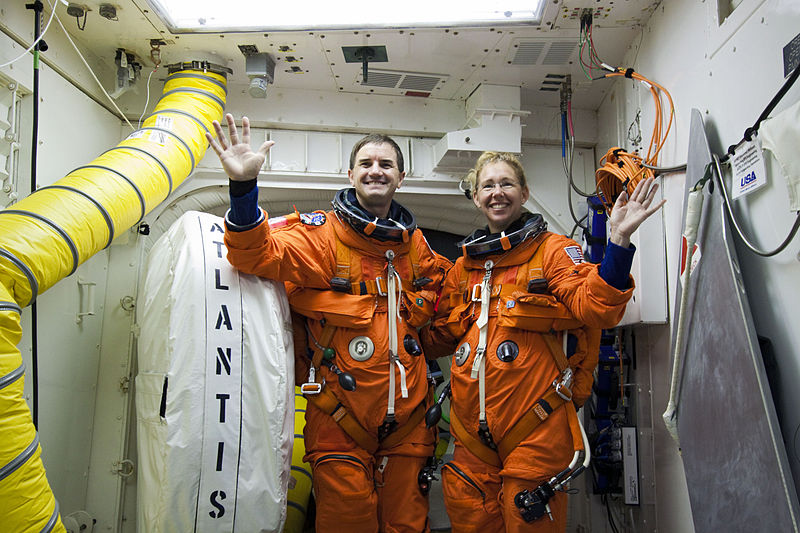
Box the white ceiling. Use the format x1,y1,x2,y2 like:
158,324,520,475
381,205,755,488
54,0,662,110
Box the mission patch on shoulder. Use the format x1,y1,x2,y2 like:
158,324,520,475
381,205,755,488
300,212,326,226
563,245,584,265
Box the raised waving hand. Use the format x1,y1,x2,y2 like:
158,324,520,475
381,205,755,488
206,113,274,182
608,176,667,248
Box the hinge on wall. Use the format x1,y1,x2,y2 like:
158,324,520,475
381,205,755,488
119,376,130,393
120,295,135,311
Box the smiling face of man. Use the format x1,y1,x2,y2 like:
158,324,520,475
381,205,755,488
348,142,405,219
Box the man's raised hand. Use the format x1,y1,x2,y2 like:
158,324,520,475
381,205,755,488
206,114,274,182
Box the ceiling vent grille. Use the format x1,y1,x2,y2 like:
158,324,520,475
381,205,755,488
509,39,577,66
357,69,447,92
361,71,402,88
540,73,566,91
511,41,546,65
543,41,577,65
399,74,440,92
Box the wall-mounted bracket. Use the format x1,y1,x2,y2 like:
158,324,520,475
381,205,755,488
77,276,96,323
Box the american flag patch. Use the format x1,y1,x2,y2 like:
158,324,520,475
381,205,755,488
563,246,584,264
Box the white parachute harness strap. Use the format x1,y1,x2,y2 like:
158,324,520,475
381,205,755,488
471,260,494,424
385,250,408,420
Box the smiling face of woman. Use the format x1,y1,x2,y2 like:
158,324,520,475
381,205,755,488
472,160,529,233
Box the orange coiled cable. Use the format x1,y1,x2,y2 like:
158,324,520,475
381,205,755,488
595,68,674,211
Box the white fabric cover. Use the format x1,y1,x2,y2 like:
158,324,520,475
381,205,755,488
760,98,800,212
136,211,294,533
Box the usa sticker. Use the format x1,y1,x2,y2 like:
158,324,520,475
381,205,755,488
731,138,767,199
300,212,326,226
563,246,584,265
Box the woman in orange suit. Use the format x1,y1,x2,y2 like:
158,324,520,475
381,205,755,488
423,151,664,532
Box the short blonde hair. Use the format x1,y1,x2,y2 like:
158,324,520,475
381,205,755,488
466,151,527,194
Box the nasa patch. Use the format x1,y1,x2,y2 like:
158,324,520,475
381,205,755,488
300,212,326,226
563,245,584,265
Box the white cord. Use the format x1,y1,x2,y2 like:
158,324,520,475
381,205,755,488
138,67,158,128
392,267,403,320
51,8,136,130
0,0,58,69
579,412,591,468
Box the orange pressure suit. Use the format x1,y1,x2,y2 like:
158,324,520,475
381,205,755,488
225,191,450,533
423,214,633,533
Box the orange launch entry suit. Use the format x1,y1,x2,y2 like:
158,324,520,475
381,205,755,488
225,194,450,533
424,221,634,533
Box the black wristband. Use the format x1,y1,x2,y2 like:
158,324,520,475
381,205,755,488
229,179,256,198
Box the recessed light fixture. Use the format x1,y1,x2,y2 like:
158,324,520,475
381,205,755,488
146,0,546,32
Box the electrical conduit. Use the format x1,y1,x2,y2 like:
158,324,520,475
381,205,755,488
0,65,227,532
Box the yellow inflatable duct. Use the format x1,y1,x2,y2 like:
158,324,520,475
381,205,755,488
285,387,312,533
0,62,227,532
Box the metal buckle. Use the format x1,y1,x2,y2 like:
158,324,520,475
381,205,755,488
378,414,398,441
554,381,572,402
477,420,498,450
300,382,323,395
471,283,482,302
375,277,387,296
301,367,323,395
561,367,573,389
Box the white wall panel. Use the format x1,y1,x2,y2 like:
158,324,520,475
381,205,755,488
597,0,800,530
521,143,595,237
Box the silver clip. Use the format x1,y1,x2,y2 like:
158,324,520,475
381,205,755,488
553,368,574,402
375,276,387,296
471,283,482,302
301,367,322,395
